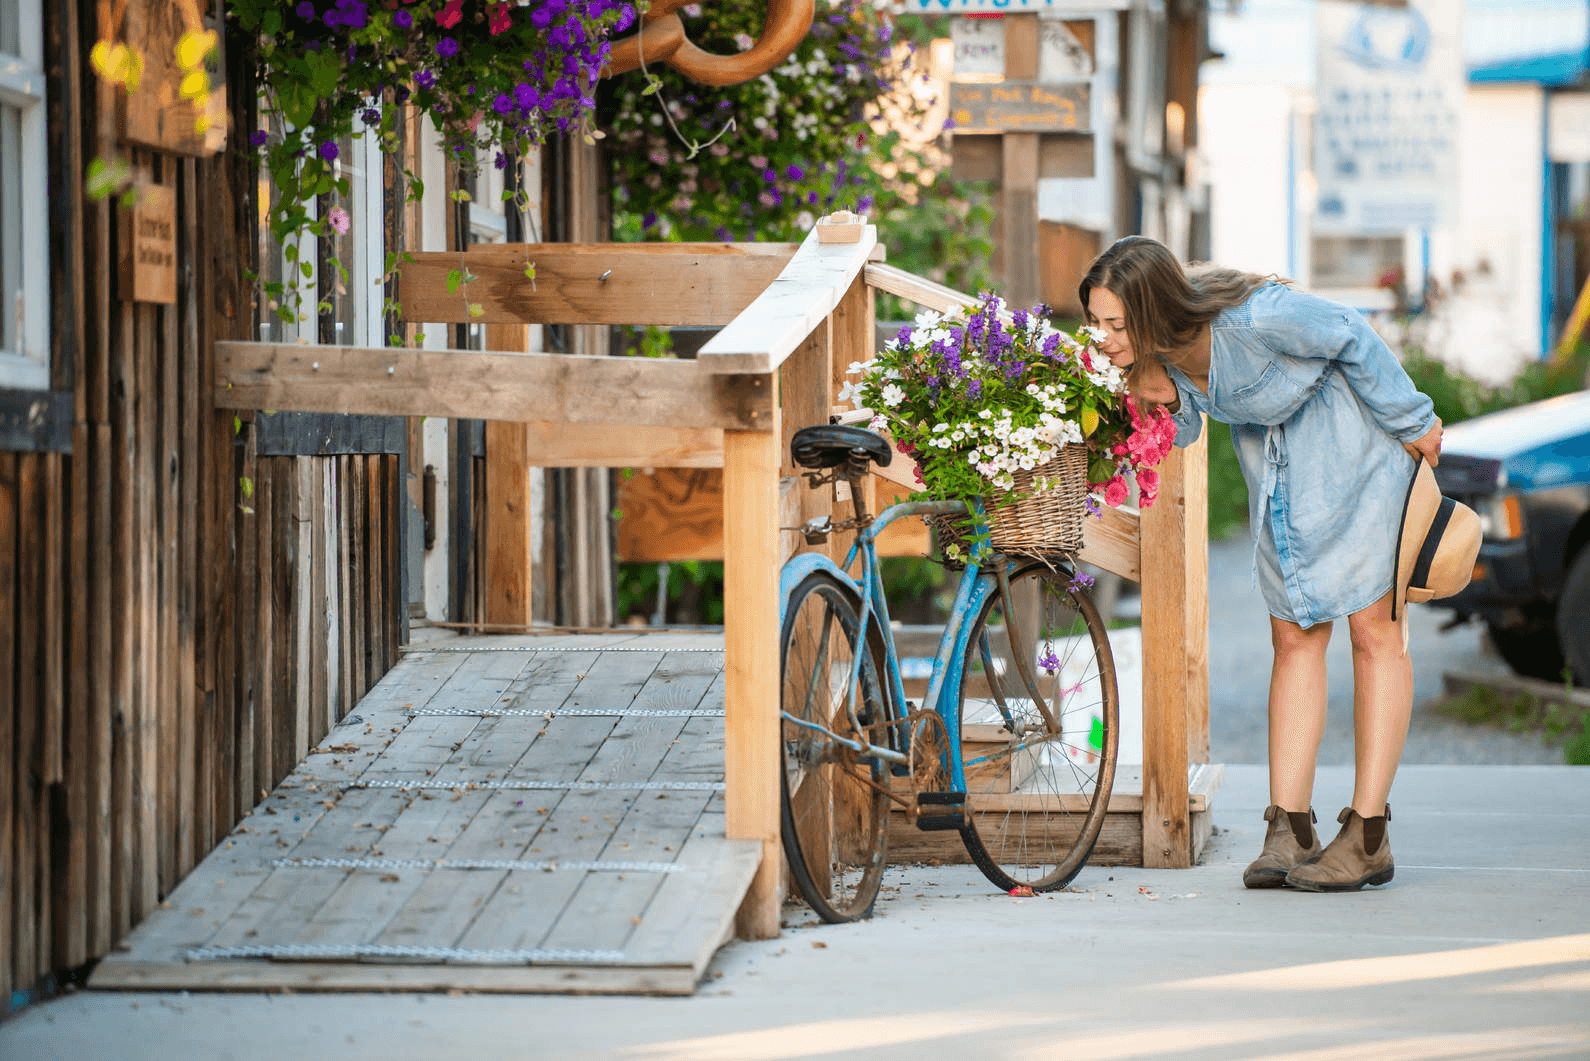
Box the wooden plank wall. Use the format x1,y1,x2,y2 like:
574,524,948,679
0,2,403,1012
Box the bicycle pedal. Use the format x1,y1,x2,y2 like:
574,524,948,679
914,790,966,831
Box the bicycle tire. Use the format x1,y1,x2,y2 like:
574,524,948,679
955,561,1119,892
779,570,894,922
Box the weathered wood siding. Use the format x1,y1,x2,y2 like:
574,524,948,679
0,2,402,1010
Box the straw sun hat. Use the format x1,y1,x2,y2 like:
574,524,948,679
1391,457,1482,621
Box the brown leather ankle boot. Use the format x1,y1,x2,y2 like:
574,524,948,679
1242,805,1321,888
1285,805,1395,892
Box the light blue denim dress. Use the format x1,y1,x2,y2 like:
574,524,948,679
1163,283,1435,628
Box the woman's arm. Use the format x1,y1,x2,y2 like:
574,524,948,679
1255,289,1436,443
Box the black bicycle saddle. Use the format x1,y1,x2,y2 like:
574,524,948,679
790,425,893,470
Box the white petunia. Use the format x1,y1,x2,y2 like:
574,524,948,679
881,384,906,407
837,381,863,406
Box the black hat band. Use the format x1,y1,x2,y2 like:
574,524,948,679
1410,496,1455,591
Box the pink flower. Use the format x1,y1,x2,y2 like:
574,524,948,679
437,0,462,28
1111,443,1128,457
327,206,350,235
1103,476,1129,508
1137,467,1158,495
488,2,511,33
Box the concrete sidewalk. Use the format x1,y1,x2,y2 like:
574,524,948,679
5,764,1588,1061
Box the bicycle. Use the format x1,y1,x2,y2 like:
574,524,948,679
779,424,1121,923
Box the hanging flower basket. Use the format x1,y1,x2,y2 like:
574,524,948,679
842,294,1178,564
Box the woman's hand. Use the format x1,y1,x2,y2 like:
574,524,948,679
1403,417,1443,467
1131,357,1180,407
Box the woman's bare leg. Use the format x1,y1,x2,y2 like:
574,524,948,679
1268,616,1333,811
1345,590,1411,817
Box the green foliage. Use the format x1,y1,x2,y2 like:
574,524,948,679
615,561,725,625
1435,679,1590,765
1204,420,1250,542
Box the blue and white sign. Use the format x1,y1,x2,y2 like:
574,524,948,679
1313,0,1462,234
905,0,1125,14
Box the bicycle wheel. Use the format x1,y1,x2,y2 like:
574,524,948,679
779,571,893,922
955,560,1118,891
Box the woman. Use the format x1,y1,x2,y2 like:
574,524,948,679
1081,236,1443,892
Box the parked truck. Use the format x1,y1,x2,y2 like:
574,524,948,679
1431,389,1590,681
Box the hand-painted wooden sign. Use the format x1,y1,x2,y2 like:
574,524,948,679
949,81,1091,134
119,184,178,305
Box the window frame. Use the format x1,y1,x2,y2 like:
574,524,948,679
0,0,51,392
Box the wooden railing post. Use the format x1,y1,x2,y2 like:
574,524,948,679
1139,428,1209,867
483,323,534,625
725,382,782,940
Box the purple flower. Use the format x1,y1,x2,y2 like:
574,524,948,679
966,378,982,401
785,163,805,181
318,140,339,162
642,211,658,229
513,82,541,110
414,69,436,90
295,1,315,18
492,93,513,115
394,8,412,27
494,152,508,170
436,37,459,59
249,129,268,147
761,168,778,184
1038,649,1060,676
361,107,379,127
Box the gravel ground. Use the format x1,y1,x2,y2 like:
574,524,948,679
1203,529,1564,766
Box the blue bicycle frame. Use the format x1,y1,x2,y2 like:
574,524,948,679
778,497,1026,794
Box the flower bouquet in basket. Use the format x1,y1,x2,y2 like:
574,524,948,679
841,293,1177,564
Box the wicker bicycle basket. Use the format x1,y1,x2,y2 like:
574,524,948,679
928,442,1092,562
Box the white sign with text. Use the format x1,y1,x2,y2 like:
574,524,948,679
1313,0,1463,234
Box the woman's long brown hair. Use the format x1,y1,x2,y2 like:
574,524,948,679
1079,236,1279,395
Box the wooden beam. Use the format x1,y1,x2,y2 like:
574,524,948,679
697,225,879,375
483,324,534,625
723,422,781,941
614,468,927,563
523,421,723,468
398,243,797,327
214,341,773,431
864,263,980,318
999,15,1043,310
951,134,1095,183
1138,433,1208,868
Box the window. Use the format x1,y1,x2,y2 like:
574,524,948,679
0,0,49,389
256,120,385,346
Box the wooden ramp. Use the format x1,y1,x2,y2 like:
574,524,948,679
91,633,760,996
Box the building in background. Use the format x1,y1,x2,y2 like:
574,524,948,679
1200,0,1590,384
